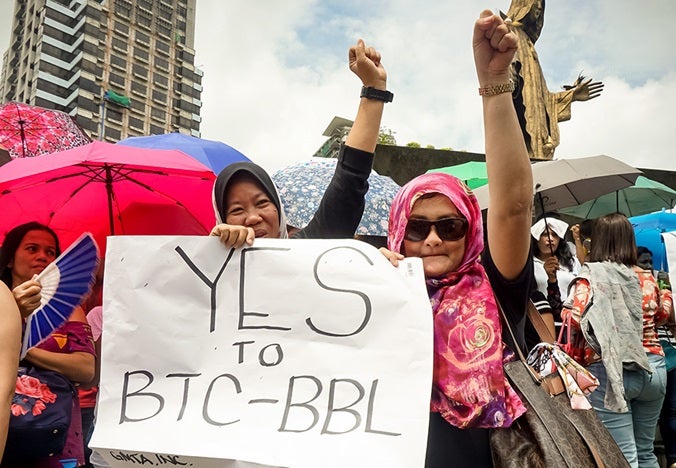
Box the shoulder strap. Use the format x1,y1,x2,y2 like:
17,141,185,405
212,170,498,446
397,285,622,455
527,300,556,343
496,297,543,383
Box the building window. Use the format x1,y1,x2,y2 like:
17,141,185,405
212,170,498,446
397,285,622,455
151,107,164,121
114,0,132,18
131,81,146,96
150,124,165,135
130,99,145,113
105,127,122,141
109,72,125,88
156,18,172,37
152,89,166,104
156,40,170,56
154,56,169,72
136,6,153,29
135,30,150,46
114,21,129,35
153,74,169,88
133,47,150,63
112,37,128,52
178,50,194,64
110,55,127,71
129,116,145,131
107,108,123,123
132,63,148,80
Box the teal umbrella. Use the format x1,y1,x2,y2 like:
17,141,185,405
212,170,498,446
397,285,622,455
558,176,676,219
426,161,487,189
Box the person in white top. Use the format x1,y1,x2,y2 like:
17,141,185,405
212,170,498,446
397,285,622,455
531,216,581,319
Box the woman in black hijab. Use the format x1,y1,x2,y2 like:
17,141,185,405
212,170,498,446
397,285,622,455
211,38,390,247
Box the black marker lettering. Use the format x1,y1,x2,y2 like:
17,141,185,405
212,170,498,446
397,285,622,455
309,246,373,337
175,245,235,332
278,375,322,432
120,370,164,423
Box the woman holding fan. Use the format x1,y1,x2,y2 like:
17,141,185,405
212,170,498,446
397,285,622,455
0,222,95,467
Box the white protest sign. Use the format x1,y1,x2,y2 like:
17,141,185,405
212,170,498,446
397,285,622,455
90,237,433,468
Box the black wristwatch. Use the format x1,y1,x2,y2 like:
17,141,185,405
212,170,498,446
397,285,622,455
360,86,394,103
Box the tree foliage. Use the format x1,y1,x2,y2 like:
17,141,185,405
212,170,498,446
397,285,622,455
378,127,397,146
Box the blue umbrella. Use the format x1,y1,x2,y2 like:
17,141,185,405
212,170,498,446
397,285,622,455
118,133,250,174
629,210,676,272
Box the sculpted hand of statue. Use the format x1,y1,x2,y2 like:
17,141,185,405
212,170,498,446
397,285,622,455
564,76,604,102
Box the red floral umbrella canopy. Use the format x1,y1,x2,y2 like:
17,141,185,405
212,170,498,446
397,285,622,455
0,101,91,158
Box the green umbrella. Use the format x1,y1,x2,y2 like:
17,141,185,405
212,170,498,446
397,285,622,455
558,176,676,219
426,161,488,189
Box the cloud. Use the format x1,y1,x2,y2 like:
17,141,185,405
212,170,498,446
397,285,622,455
194,0,675,172
1,0,674,173
556,73,676,170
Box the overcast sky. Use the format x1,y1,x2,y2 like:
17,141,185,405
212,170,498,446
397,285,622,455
1,0,675,174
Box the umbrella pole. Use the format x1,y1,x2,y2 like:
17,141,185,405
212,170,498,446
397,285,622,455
105,164,115,235
536,191,556,257
19,120,27,158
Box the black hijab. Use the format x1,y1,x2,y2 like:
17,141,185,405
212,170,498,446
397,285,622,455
212,162,289,238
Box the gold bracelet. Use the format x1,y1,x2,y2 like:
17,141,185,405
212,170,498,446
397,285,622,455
478,81,515,97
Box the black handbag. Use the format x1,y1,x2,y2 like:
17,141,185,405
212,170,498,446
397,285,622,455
3,366,76,462
490,301,629,468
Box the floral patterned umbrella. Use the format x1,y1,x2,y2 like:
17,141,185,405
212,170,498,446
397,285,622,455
0,101,91,158
272,158,400,237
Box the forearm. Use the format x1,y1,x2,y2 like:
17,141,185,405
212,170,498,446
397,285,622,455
484,91,533,279
345,96,384,153
24,348,95,384
0,349,17,459
574,240,586,265
546,280,563,320
0,337,19,460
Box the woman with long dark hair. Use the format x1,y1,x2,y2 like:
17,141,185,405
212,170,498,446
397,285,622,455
0,222,95,467
563,213,674,467
531,215,581,320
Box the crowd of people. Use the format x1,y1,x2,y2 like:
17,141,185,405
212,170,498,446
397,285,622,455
0,8,673,468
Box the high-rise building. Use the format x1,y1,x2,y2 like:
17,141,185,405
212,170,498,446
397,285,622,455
0,0,202,142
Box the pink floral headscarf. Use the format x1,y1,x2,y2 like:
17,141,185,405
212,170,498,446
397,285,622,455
387,173,525,429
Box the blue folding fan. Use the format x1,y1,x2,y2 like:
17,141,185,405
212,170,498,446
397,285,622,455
21,233,99,358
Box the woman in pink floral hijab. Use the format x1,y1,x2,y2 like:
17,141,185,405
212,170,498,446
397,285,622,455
381,10,534,468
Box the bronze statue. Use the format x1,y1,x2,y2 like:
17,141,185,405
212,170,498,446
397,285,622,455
505,0,603,160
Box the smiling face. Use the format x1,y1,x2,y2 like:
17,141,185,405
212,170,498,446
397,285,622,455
9,229,58,288
402,194,467,278
224,175,281,239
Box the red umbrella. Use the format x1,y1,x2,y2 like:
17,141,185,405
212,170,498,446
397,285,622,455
0,141,217,252
0,101,91,158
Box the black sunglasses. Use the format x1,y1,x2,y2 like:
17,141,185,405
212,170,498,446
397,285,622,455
404,217,468,242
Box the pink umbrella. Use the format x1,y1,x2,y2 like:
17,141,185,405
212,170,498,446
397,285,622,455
0,141,217,253
0,101,91,158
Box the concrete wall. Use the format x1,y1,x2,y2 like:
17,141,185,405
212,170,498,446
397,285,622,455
373,144,676,191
